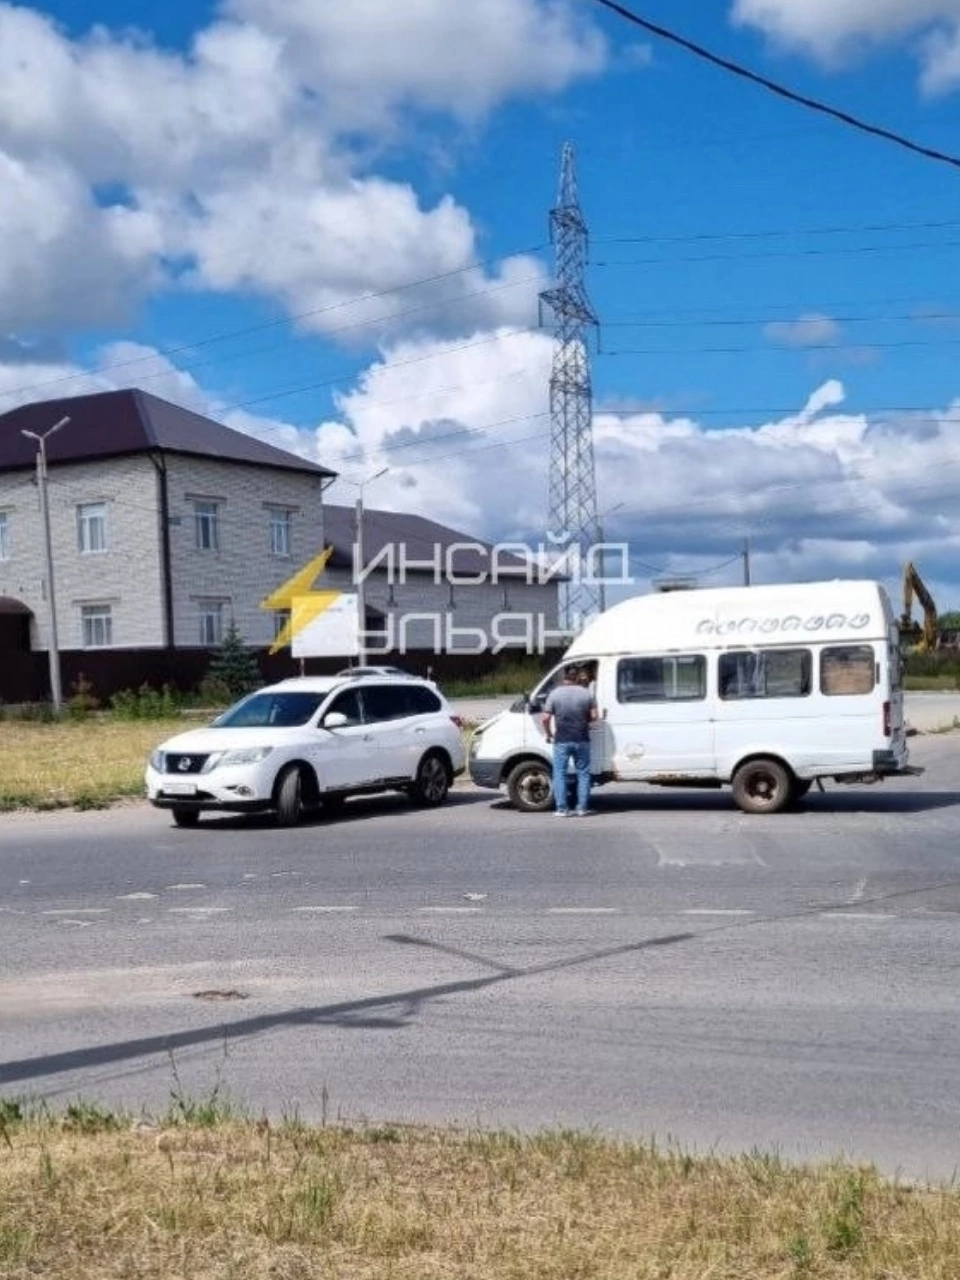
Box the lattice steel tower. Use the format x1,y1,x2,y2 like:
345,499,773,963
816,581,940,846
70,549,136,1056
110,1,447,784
539,142,602,632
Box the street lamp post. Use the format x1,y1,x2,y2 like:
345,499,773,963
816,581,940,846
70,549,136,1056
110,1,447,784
347,467,388,665
21,416,70,712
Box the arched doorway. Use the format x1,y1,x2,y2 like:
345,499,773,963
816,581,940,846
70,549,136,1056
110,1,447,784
0,597,44,703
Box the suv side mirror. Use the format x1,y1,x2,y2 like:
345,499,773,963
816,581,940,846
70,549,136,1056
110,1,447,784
322,711,349,729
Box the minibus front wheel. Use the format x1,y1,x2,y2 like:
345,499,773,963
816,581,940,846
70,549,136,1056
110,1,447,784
731,757,792,815
506,759,554,812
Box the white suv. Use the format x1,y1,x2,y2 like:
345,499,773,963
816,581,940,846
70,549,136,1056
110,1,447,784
145,675,466,828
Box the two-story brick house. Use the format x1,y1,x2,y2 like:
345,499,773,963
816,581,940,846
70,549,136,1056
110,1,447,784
0,388,563,702
0,388,335,700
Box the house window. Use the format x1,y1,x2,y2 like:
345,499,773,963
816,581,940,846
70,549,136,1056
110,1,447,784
270,509,293,557
272,610,291,641
0,513,8,561
77,503,107,554
198,600,225,646
81,605,113,648
194,500,220,551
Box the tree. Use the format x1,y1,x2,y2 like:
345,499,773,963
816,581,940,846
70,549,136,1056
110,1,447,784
938,610,960,630
205,622,261,699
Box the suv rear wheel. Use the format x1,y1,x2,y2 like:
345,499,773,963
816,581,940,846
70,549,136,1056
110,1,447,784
408,752,451,806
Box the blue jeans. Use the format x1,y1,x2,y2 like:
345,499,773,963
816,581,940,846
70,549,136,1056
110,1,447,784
552,740,591,812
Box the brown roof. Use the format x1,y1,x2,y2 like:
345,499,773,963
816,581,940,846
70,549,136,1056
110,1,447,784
0,389,336,480
323,504,553,581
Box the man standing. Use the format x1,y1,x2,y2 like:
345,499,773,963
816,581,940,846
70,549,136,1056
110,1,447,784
542,666,597,816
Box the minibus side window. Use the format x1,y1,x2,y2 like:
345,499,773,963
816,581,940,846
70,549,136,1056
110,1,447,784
616,655,706,702
821,645,875,696
718,648,812,699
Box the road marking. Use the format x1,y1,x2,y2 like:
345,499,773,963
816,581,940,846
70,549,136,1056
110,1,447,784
18,879,30,885
117,892,157,900
823,912,894,920
851,878,868,903
682,909,754,916
547,907,621,915
42,908,109,916
167,883,206,891
291,906,359,913
418,906,484,914
168,907,231,914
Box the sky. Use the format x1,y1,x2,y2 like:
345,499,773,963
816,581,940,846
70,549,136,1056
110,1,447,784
3,0,960,610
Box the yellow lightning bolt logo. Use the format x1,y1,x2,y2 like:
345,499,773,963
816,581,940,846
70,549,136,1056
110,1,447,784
261,546,341,655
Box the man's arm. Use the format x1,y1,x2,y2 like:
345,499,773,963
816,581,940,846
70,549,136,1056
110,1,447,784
541,691,555,741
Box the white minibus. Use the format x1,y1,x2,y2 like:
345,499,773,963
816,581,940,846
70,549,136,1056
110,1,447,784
468,579,919,814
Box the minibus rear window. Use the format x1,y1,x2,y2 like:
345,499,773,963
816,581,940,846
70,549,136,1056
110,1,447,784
617,655,706,702
718,648,812,700
820,645,875,696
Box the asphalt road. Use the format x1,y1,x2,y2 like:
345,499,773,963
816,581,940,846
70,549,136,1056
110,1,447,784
3,734,960,1183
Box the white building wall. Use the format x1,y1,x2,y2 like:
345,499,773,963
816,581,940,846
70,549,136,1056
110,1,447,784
164,455,327,649
0,454,164,650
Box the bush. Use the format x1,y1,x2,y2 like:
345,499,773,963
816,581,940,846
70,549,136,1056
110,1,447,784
66,673,100,721
109,682,183,721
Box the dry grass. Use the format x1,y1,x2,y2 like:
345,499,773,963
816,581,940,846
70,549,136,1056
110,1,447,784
0,720,177,811
1,1110,959,1279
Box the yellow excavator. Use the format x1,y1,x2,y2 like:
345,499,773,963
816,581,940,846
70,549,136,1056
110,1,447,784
900,561,939,653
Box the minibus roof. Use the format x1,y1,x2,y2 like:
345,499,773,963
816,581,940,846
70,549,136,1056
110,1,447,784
565,579,893,658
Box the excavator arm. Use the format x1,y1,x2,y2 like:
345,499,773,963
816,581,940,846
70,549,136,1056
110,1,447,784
901,561,938,652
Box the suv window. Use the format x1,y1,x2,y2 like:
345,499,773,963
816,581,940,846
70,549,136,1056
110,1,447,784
324,688,364,725
217,691,327,727
361,684,414,722
403,685,442,715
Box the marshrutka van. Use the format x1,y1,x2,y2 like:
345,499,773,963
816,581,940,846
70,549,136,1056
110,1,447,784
468,579,920,815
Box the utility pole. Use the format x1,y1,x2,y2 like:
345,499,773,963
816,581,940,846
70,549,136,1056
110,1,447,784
539,141,602,633
350,467,388,665
742,536,752,586
21,416,70,712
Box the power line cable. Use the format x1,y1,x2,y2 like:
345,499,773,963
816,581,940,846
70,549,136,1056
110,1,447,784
587,0,960,172
594,238,960,269
0,248,546,409
594,218,960,247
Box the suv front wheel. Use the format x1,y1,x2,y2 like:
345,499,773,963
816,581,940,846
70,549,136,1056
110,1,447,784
275,765,305,827
408,752,451,806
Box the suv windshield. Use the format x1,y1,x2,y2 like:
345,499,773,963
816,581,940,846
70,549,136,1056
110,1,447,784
215,691,327,728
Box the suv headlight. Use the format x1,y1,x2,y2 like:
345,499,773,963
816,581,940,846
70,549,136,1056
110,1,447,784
202,747,274,771
149,750,166,772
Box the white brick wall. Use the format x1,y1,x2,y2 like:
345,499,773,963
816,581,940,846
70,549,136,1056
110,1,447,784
164,455,326,648
0,455,164,650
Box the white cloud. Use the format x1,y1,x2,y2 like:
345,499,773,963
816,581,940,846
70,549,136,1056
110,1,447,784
764,314,842,348
222,0,607,128
732,0,960,92
0,1,602,337
4,336,960,602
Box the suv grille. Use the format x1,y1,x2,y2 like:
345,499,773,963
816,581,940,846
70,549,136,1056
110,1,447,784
164,753,210,775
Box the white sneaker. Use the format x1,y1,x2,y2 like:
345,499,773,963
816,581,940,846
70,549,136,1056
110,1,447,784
554,810,569,818
574,808,592,817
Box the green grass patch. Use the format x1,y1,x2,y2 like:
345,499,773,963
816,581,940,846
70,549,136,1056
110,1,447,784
0,719,185,812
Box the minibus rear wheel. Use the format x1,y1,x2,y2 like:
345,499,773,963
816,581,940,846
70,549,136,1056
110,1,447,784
731,758,791,815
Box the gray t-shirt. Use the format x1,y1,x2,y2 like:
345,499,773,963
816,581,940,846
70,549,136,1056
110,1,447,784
544,683,595,743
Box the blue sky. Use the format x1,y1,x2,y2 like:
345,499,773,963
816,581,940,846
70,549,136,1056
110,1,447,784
3,0,960,605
